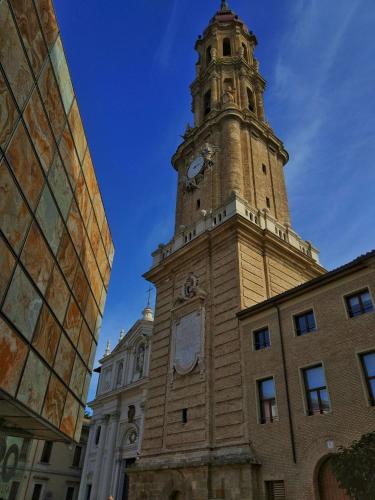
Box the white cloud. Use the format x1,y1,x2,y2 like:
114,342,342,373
154,0,180,68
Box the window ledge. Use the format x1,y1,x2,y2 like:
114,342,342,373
295,329,318,338
348,309,375,320
305,411,332,417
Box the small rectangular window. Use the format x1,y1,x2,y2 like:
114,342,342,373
303,365,330,415
65,487,75,500
254,327,270,350
258,378,278,423
182,408,188,423
20,438,31,461
265,480,286,500
346,289,373,318
32,484,43,500
361,351,375,405
266,197,271,208
294,310,316,336
196,199,201,209
72,446,82,467
86,485,92,500
40,441,53,464
262,164,267,174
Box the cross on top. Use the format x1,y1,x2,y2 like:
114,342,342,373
146,286,153,306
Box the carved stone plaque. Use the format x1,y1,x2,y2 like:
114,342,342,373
173,310,202,375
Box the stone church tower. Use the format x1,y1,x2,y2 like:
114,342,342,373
129,2,324,499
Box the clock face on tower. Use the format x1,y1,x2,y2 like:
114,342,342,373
187,155,204,179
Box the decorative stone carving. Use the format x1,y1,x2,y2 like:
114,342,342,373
175,273,207,304
126,429,137,445
211,47,217,61
222,86,235,104
183,175,199,192
173,310,203,375
200,142,216,169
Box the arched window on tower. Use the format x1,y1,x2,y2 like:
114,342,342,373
204,90,211,115
247,88,255,112
242,43,248,61
206,46,212,66
223,38,231,56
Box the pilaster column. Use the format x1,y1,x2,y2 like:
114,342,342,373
77,421,95,500
211,71,219,109
239,68,248,110
90,415,109,499
99,412,120,499
255,83,265,121
221,116,243,199
110,456,123,499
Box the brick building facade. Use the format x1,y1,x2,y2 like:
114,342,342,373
238,251,375,499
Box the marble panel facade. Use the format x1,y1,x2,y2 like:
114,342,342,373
0,0,114,443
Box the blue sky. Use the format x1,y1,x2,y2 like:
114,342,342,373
54,0,375,402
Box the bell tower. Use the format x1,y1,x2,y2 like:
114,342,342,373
174,0,290,235
129,3,325,499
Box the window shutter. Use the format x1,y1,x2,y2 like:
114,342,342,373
266,480,286,500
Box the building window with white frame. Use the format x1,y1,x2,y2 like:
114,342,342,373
361,351,375,405
303,364,330,415
258,378,278,423
253,327,270,350
345,289,373,318
294,310,316,336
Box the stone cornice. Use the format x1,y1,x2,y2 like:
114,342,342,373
191,58,266,91
144,195,322,284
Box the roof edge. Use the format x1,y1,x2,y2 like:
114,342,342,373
237,249,375,319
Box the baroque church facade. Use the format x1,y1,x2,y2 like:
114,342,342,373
78,305,153,500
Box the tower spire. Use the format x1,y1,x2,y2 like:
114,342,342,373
142,286,154,321
220,0,229,10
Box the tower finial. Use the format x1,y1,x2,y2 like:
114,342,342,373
146,286,152,306
142,286,154,321
104,340,111,356
221,0,229,10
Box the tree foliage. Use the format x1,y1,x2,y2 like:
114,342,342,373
331,432,375,500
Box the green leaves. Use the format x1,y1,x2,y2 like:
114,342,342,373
331,432,375,500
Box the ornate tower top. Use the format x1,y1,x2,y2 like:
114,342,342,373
150,2,320,267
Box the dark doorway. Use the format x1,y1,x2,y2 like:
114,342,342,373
122,458,136,500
